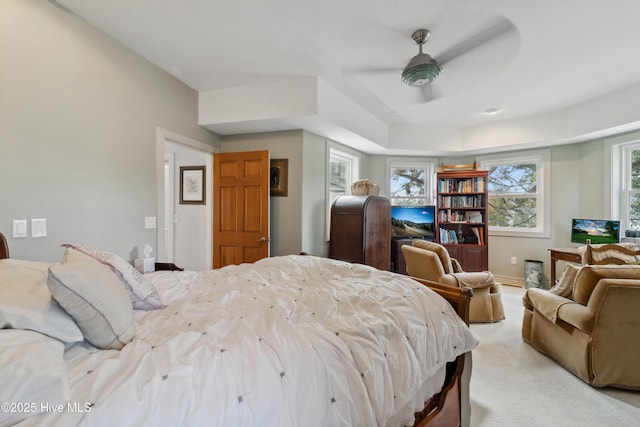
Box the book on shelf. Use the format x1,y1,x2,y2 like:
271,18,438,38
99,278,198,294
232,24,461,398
438,177,486,193
439,228,459,244
438,210,483,223
438,195,484,208
470,226,484,245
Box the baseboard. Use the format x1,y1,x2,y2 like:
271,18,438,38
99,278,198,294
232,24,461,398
494,274,552,289
494,274,524,288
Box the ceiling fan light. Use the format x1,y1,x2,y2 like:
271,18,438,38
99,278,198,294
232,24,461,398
401,54,441,86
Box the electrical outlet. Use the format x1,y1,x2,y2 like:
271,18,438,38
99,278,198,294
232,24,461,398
510,256,517,265
31,218,47,238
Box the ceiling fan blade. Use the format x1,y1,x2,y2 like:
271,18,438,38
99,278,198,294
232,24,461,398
416,83,442,103
435,16,516,66
341,64,402,76
419,85,433,102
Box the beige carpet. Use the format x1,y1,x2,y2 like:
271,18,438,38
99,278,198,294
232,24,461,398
469,285,640,427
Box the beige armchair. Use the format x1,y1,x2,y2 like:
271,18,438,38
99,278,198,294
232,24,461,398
522,264,640,389
401,239,504,323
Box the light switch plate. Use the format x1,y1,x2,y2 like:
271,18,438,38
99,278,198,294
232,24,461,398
145,216,157,229
12,219,28,238
31,218,47,238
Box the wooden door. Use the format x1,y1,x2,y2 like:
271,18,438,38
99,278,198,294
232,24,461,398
213,151,269,268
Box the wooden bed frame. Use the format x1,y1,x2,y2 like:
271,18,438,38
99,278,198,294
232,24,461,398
0,232,472,427
411,278,472,427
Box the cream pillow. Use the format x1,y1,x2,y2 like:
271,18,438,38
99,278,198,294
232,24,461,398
549,263,581,298
47,249,135,350
0,259,83,343
62,244,164,310
0,329,70,426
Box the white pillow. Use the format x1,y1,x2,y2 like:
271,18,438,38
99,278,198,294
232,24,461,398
62,244,164,310
0,259,83,343
0,329,70,426
48,249,135,350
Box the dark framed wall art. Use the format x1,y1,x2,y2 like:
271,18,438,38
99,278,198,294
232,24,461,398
270,159,288,197
180,166,206,204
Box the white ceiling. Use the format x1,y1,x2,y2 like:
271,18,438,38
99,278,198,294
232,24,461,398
56,0,640,155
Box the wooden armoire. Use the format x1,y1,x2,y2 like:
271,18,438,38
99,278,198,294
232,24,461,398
329,195,391,270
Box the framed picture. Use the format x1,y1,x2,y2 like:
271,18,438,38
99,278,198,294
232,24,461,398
270,159,288,197
180,166,206,204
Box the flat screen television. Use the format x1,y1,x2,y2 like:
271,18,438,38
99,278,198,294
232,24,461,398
391,206,436,240
571,218,621,245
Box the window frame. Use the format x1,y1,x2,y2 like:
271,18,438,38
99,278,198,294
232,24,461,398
621,142,640,230
387,160,436,207
326,145,360,240
478,149,550,238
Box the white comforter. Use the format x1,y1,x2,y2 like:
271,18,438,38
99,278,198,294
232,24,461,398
19,255,477,427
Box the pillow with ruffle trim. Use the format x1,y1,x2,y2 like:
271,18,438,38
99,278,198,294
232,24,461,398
62,244,164,310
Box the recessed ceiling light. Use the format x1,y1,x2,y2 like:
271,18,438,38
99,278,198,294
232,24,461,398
483,108,502,115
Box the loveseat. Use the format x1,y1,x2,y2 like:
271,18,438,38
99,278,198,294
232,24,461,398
522,264,640,389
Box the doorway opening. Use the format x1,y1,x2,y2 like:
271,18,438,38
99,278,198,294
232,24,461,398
156,128,217,270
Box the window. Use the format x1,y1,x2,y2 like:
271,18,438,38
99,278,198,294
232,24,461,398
389,162,434,206
329,148,359,202
622,143,640,229
327,146,360,239
479,150,550,237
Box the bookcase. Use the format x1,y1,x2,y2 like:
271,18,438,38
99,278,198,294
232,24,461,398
436,169,489,272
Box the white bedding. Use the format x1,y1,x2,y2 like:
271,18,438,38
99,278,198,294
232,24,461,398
16,255,477,427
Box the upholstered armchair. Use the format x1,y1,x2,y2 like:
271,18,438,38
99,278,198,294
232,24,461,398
401,239,504,323
522,264,640,389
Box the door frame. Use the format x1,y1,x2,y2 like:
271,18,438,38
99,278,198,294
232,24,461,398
155,128,217,268
213,150,270,267
164,152,175,262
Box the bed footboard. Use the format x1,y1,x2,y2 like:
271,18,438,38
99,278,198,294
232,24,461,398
410,278,473,427
0,232,8,260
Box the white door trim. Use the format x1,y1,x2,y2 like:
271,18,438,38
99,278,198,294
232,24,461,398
156,128,218,268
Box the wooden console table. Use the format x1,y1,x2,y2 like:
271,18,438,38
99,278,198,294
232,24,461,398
548,247,581,283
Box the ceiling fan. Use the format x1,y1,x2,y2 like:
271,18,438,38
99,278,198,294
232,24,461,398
346,17,516,102
400,17,515,99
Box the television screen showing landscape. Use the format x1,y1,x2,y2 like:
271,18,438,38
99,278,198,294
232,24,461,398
571,219,620,244
391,206,436,239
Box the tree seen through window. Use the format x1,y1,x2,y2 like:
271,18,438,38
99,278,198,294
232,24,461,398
390,167,427,206
488,163,538,229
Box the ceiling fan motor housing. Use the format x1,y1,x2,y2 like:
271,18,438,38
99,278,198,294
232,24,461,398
401,28,441,86
401,53,441,86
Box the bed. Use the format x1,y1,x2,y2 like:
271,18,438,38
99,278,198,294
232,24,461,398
0,232,476,427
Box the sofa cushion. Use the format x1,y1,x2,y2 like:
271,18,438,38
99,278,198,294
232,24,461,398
412,239,453,273
525,288,574,324
549,263,581,298
573,265,640,305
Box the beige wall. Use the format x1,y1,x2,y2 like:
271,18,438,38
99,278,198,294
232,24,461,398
367,141,615,286
220,131,305,256
1,1,628,279
0,0,220,262
220,131,372,258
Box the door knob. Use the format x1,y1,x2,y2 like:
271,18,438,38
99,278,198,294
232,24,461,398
257,237,269,243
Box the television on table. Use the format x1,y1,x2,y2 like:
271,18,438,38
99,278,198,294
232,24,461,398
391,206,436,240
571,218,621,245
